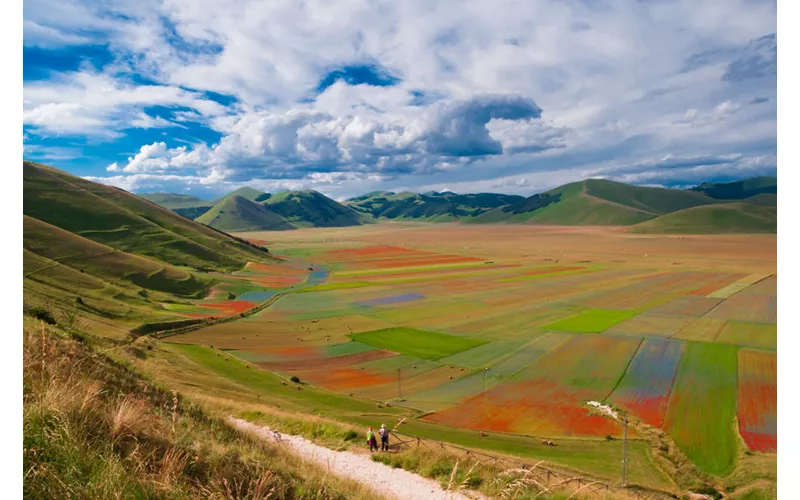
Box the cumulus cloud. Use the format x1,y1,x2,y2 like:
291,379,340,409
25,0,776,197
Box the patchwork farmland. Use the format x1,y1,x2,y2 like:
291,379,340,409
165,224,777,488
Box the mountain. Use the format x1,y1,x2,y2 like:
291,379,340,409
195,195,295,231
139,193,210,209
212,186,269,204
689,176,777,200
23,161,278,337
263,190,364,227
469,178,723,225
346,191,525,221
632,201,777,234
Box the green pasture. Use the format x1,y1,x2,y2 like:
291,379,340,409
348,327,487,360
542,309,637,333
663,342,739,476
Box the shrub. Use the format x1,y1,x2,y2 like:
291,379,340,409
290,376,301,384
27,306,56,325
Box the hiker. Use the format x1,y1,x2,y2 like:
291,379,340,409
367,426,378,452
379,423,390,451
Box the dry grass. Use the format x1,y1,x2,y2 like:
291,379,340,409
23,317,381,499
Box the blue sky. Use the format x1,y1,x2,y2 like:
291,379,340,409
23,0,776,200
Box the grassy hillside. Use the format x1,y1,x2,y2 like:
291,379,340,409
632,202,777,234
743,193,777,206
23,319,377,499
690,176,777,200
264,190,363,227
584,178,717,214
470,178,726,226
213,186,268,203
347,191,524,221
196,195,296,232
23,161,274,272
138,192,209,209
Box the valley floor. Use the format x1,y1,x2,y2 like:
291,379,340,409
101,224,778,498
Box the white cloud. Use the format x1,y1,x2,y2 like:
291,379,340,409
129,112,185,129
23,71,228,136
26,0,776,196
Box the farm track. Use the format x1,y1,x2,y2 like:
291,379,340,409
229,417,484,500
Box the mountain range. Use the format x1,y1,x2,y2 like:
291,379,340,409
138,174,775,234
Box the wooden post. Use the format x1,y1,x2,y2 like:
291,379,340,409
397,367,402,400
622,414,628,487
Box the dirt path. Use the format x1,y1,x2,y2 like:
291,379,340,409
228,417,485,500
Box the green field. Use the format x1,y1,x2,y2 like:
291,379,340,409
542,309,637,333
663,342,739,476
348,327,487,360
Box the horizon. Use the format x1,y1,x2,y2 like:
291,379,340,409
23,1,776,200
132,173,776,202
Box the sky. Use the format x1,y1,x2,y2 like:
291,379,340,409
23,0,776,201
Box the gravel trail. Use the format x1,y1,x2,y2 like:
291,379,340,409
228,417,485,500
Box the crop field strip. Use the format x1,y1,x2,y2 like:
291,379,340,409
606,339,684,427
662,342,738,476
737,349,777,452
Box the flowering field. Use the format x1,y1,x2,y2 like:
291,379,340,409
165,228,776,480
607,339,684,427
737,349,777,452
424,335,641,437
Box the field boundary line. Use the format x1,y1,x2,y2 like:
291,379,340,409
601,337,645,403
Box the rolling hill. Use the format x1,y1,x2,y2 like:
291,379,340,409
23,161,280,337
24,161,274,272
195,195,296,231
631,202,777,234
261,190,364,228
212,186,269,204
468,178,725,226
346,191,524,221
144,187,364,230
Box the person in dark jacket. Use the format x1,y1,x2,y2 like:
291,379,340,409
379,424,390,451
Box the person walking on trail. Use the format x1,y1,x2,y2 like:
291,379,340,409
367,426,378,452
379,423,390,451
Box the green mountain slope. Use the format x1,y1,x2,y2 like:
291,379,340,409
23,161,273,273
195,195,296,231
469,180,645,225
632,202,777,234
346,191,524,221
212,186,268,204
584,179,717,214
139,193,209,209
690,176,777,200
264,190,363,227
